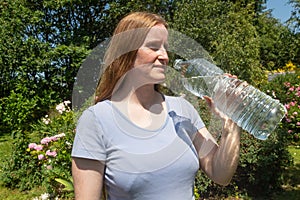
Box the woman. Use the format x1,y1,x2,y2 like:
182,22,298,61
71,12,241,200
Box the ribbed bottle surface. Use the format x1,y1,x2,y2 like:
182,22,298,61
175,58,287,140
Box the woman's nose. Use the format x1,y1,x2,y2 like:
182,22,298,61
157,48,169,64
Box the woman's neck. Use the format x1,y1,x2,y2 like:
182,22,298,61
131,85,162,109
111,73,163,109
111,83,166,130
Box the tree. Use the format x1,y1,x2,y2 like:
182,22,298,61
171,0,263,85
289,0,300,32
256,11,298,70
288,0,300,65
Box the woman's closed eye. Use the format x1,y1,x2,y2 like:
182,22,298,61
144,41,168,52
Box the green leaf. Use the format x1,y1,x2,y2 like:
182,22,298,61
55,177,74,191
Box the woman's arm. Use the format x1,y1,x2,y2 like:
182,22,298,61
72,157,105,200
193,97,241,186
195,119,241,186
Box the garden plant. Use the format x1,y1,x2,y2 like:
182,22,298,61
1,0,300,199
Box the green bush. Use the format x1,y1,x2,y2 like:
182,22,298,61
1,101,76,198
1,89,38,136
0,84,61,137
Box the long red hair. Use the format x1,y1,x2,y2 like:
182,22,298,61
95,12,168,103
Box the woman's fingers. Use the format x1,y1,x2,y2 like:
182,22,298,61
203,95,230,122
223,73,238,79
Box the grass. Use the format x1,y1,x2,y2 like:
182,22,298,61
272,145,300,200
0,135,299,199
0,185,47,200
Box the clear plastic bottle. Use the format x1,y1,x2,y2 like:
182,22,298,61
174,58,287,140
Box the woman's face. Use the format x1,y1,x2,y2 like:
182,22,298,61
133,23,169,85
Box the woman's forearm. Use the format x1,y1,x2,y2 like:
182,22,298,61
211,119,241,185
197,118,241,186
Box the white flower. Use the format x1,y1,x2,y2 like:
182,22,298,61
64,100,71,105
40,193,50,200
55,133,66,138
42,117,51,125
66,141,72,146
56,103,66,114
272,90,277,98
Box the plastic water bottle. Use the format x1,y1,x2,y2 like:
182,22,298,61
174,58,287,140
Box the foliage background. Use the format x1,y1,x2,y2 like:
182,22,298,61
1,0,300,199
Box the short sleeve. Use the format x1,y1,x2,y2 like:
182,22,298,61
71,107,107,161
179,97,205,130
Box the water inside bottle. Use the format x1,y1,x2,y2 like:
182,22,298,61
194,75,286,139
181,76,217,98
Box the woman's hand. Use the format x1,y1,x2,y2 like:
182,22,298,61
202,95,227,121
202,73,248,122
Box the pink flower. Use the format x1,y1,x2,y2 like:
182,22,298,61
286,118,292,123
290,102,296,107
34,145,43,151
41,137,51,145
46,165,53,170
289,86,295,91
46,150,57,157
285,104,290,109
296,91,300,97
284,82,291,87
38,154,45,160
28,143,37,149
293,112,298,115
296,122,300,126
288,130,293,133
50,136,58,141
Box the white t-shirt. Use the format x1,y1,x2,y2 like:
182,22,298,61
72,95,205,200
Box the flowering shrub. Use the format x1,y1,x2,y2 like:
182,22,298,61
55,100,71,114
27,133,68,171
29,101,75,197
1,100,76,198
283,82,300,142
263,62,300,144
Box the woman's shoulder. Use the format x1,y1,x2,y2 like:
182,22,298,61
79,100,111,118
